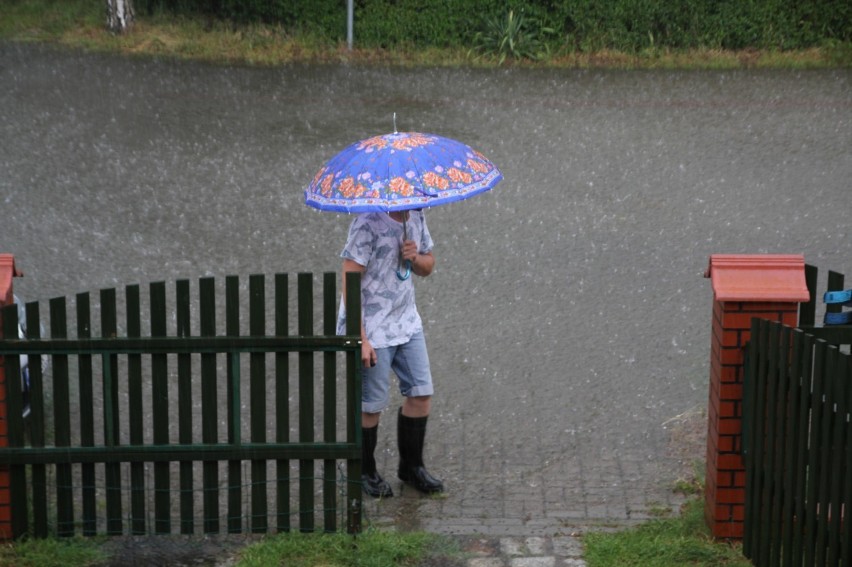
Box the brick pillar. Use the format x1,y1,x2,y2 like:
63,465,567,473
703,254,809,539
0,254,21,540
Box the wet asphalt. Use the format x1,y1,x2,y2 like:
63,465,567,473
2,44,850,564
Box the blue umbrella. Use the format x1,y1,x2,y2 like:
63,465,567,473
305,130,502,279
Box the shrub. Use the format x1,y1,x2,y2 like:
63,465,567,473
470,9,555,63
133,0,852,52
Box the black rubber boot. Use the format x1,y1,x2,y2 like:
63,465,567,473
397,409,444,494
362,424,393,498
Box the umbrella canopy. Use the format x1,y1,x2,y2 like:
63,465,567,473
304,131,502,213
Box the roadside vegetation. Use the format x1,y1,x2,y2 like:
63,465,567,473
1,0,849,68
0,537,106,567
584,497,750,567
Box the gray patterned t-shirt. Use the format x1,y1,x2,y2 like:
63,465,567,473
337,211,434,348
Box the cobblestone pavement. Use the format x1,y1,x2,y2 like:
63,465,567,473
458,534,588,567
351,405,707,565
85,388,707,566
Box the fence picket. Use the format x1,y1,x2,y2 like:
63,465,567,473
298,272,315,532
26,301,47,538
50,297,74,536
150,282,170,534
803,340,827,565
249,274,268,533
827,354,848,566
826,271,845,317
223,276,239,533
100,288,122,535
780,328,803,566
815,346,838,565
843,353,852,564
323,272,337,532
275,273,290,533
767,325,790,565
202,276,221,534
76,293,96,536
176,279,194,534
790,332,814,564
758,320,778,566
799,264,818,327
126,285,147,535
748,319,769,561
345,273,362,532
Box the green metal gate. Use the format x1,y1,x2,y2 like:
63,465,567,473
0,272,363,537
742,265,851,566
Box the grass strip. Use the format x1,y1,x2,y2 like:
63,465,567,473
235,529,456,567
584,498,750,567
0,537,106,567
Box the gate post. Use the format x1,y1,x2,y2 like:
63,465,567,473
0,254,21,540
703,254,809,539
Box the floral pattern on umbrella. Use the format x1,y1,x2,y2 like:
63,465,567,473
305,132,502,213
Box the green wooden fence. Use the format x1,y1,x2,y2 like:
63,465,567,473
742,265,851,566
0,272,363,537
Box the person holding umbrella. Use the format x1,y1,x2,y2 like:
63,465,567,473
339,207,442,497
306,129,502,497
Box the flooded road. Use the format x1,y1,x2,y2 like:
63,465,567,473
2,43,851,533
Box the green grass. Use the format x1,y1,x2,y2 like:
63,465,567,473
0,530,457,567
235,529,458,567
584,497,750,567
1,0,849,69
2,499,748,566
0,537,106,567
0,0,100,39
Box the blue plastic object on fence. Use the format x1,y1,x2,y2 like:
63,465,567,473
824,289,852,305
824,311,852,325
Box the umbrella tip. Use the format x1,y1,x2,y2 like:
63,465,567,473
393,112,397,134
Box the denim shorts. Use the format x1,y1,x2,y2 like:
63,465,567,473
362,331,433,414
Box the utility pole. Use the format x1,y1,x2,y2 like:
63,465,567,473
347,0,354,50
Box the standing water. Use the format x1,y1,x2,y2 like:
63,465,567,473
1,43,851,533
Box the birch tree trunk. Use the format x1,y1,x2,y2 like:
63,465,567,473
106,0,135,34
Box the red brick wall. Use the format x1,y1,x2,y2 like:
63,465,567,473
704,299,799,539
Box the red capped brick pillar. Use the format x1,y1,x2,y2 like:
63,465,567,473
703,254,809,539
0,254,21,540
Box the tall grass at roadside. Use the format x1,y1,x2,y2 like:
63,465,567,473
583,497,750,567
0,0,99,39
469,9,554,64
1,0,848,68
